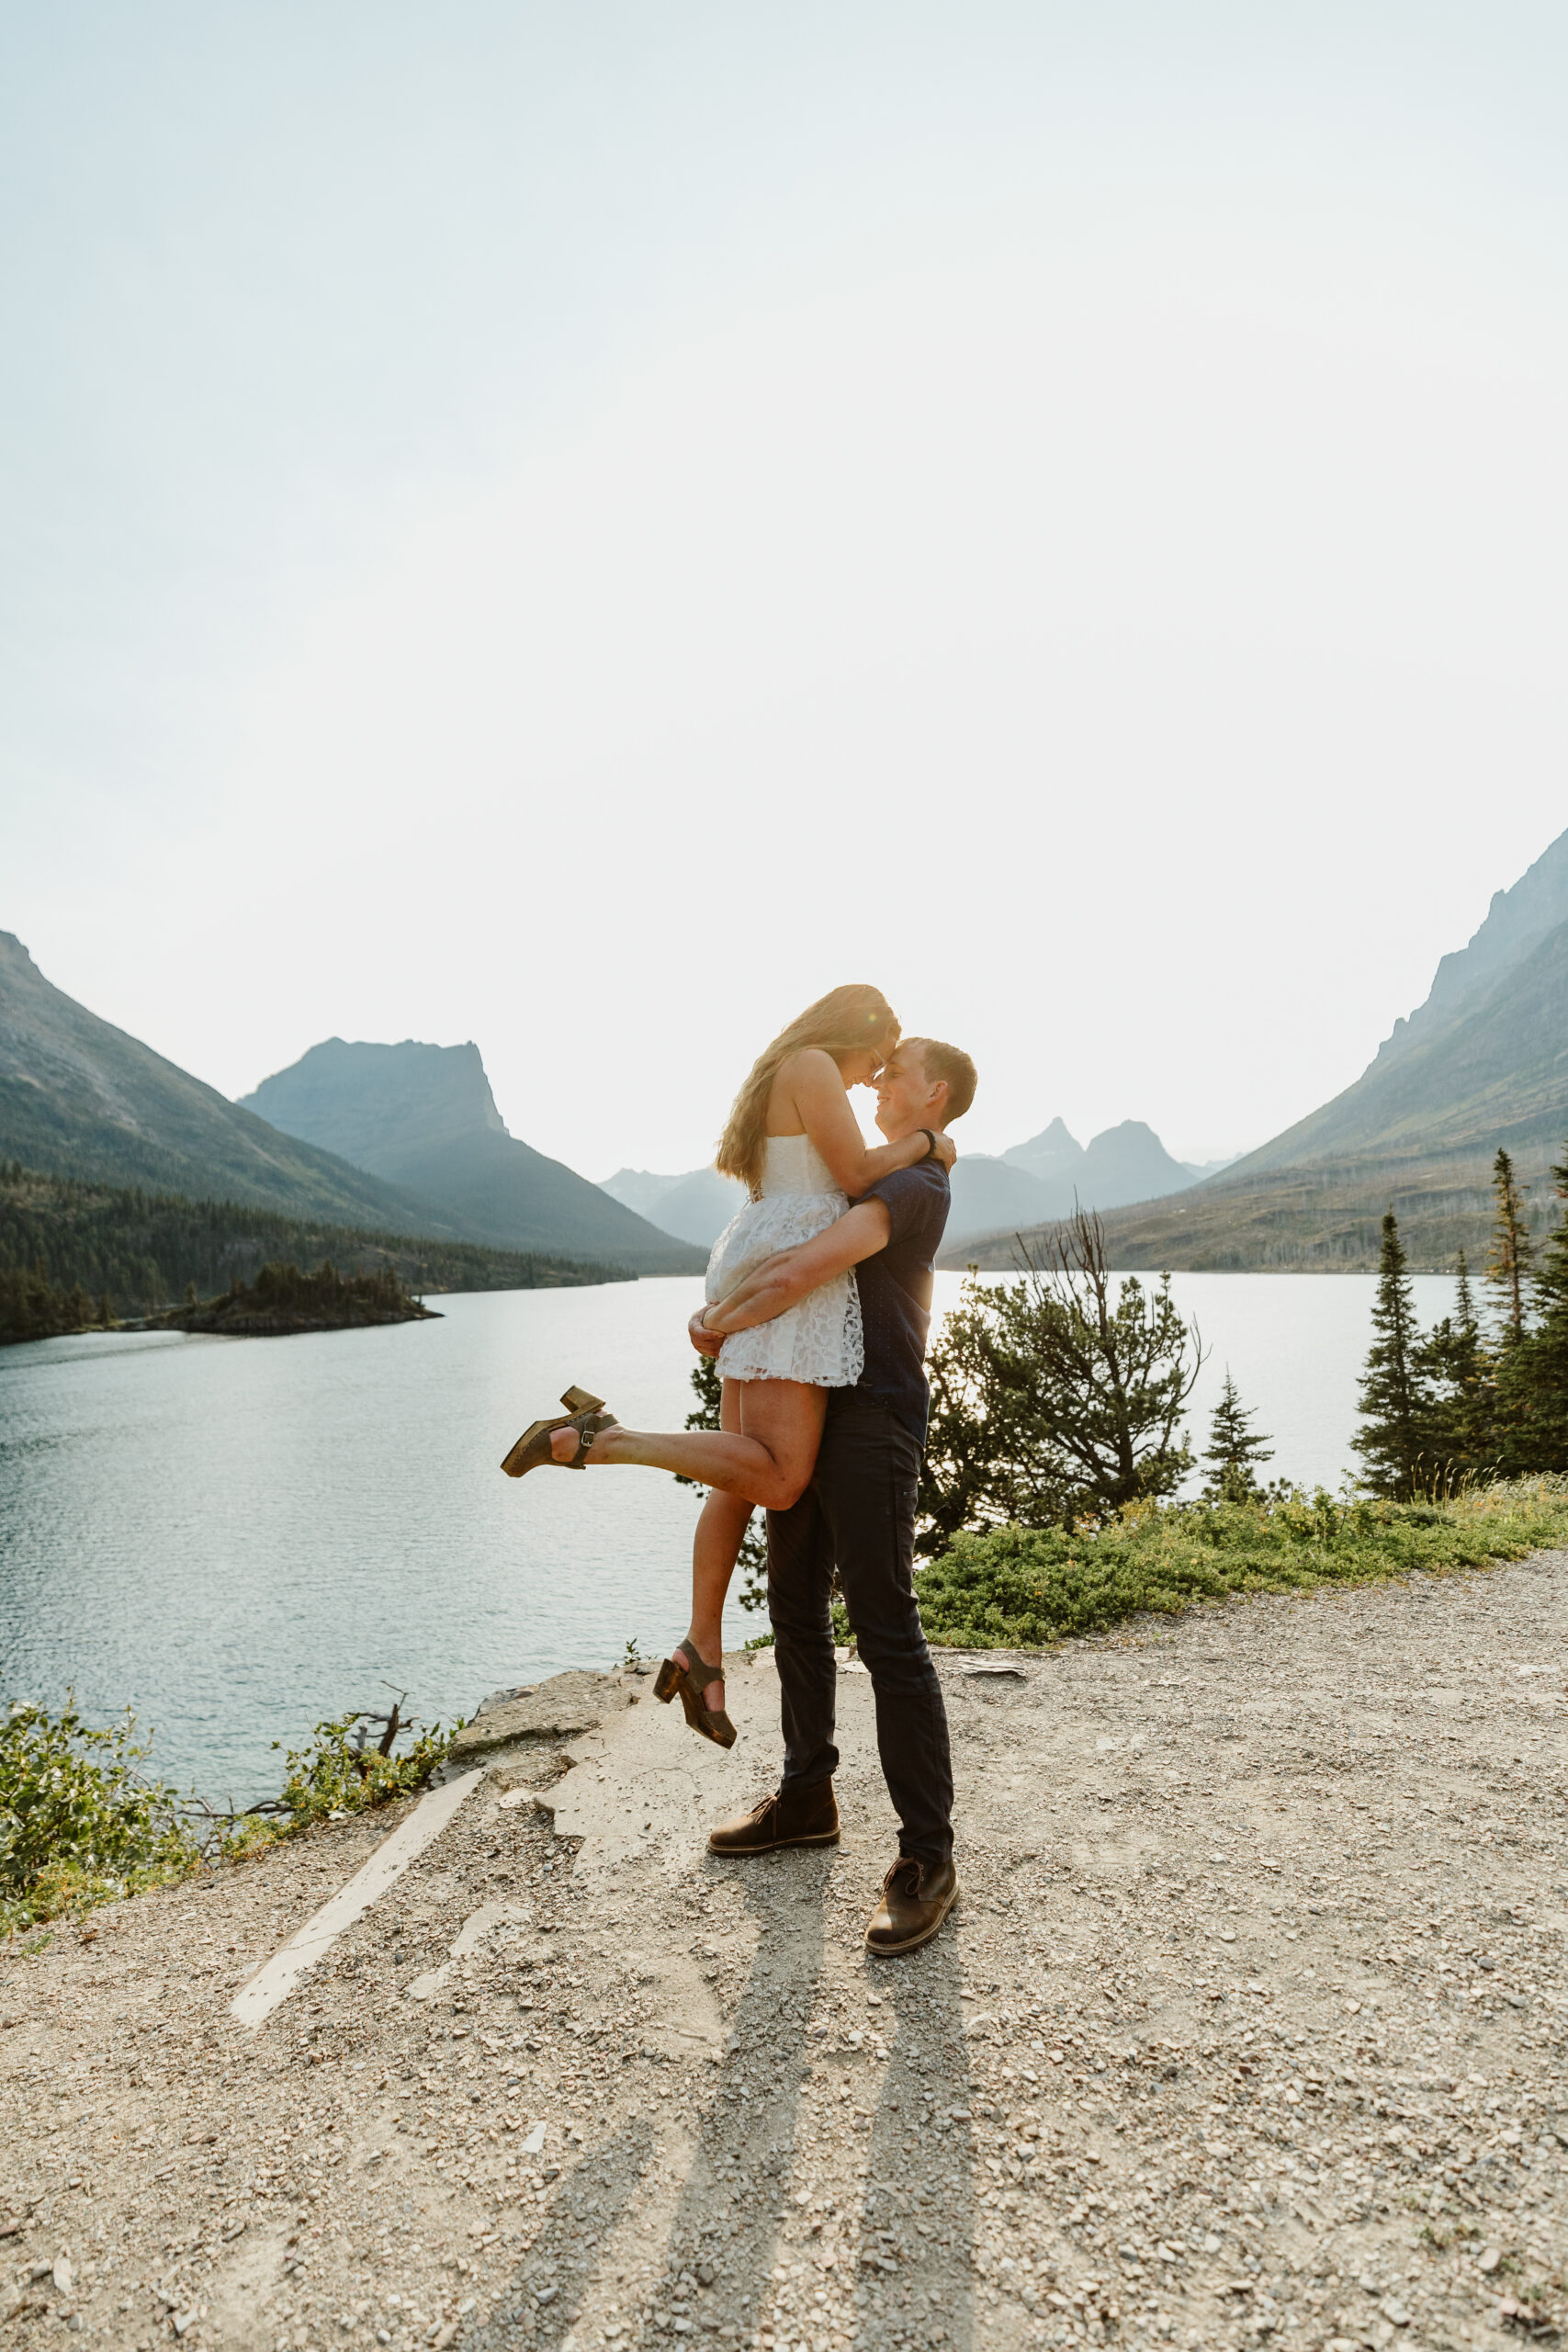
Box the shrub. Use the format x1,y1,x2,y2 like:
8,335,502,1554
266,1711,459,1833
0,1698,199,1935
921,1214,1202,1553
914,1476,1568,1649
1,1695,460,1938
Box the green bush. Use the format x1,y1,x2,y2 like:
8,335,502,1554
0,1699,200,1935
0,1696,460,1938
267,1711,459,1833
915,1476,1568,1649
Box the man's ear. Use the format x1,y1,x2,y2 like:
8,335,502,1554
927,1078,950,1119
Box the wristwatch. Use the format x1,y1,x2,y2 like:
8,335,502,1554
918,1128,940,1160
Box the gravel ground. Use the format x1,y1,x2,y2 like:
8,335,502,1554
2,1552,1564,2352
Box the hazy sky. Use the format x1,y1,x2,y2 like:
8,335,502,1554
6,4,1568,1176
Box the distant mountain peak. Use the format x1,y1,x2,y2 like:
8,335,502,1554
1086,1117,1161,1150
1378,822,1568,1067
243,1039,702,1273
245,1036,509,1161
0,933,466,1230
1001,1118,1084,1181
597,1163,747,1248
1224,822,1568,1182
947,1112,1200,1247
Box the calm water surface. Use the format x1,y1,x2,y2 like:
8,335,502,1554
0,1270,1456,1799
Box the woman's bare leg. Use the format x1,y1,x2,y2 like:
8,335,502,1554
677,1488,751,1713
672,1381,750,1715
550,1377,829,1511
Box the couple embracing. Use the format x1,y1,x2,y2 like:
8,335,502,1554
503,985,976,1959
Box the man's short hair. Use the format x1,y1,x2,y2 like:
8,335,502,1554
902,1036,977,1122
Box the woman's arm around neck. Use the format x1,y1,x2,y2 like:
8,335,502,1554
770,1048,939,1197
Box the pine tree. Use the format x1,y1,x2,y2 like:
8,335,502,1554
1352,1212,1433,1498
1416,1247,1496,1480
1200,1371,1274,1503
1486,1148,1532,1350
1497,1141,1568,1473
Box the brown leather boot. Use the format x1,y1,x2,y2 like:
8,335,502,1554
864,1853,959,1956
706,1779,840,1856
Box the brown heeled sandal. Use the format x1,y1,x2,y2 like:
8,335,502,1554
501,1386,615,1477
653,1641,737,1749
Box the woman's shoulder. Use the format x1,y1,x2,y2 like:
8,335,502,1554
777,1046,844,1087
766,1047,847,1138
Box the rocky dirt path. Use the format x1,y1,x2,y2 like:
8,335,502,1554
2,1555,1565,2352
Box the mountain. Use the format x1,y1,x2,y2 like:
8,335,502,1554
0,932,465,1233
597,1166,748,1250
1000,1117,1085,1187
953,826,1568,1273
1237,833,1568,1172
243,1040,705,1275
604,1121,1199,1252
598,1169,687,1221
1374,824,1568,1070
946,1156,1062,1243
1074,1120,1201,1207
946,1118,1202,1244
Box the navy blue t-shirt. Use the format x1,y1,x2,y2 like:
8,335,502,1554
850,1159,952,1443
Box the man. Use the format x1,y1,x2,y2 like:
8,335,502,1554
690,1035,977,1957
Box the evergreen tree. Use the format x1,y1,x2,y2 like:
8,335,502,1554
1497,1142,1568,1473
1352,1212,1432,1498
920,1211,1202,1547
1200,1372,1273,1502
1486,1148,1532,1350
1416,1247,1496,1481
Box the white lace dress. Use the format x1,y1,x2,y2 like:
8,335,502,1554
705,1135,864,1387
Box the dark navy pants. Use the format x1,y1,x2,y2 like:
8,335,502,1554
765,1388,954,1868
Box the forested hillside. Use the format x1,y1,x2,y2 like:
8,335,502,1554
0,1161,629,1342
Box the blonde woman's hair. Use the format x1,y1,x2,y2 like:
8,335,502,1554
716,984,899,1197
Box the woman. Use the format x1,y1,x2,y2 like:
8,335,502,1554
501,983,953,1747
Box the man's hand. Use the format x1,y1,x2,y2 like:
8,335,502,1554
688,1306,724,1358
930,1131,957,1171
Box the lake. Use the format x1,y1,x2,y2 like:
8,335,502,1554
0,1269,1457,1802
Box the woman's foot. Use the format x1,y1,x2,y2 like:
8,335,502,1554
672,1638,725,1718
653,1637,736,1748
501,1390,610,1477
547,1415,617,1466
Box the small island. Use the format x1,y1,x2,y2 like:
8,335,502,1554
152,1259,440,1336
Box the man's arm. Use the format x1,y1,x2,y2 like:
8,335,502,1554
690,1199,893,1351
